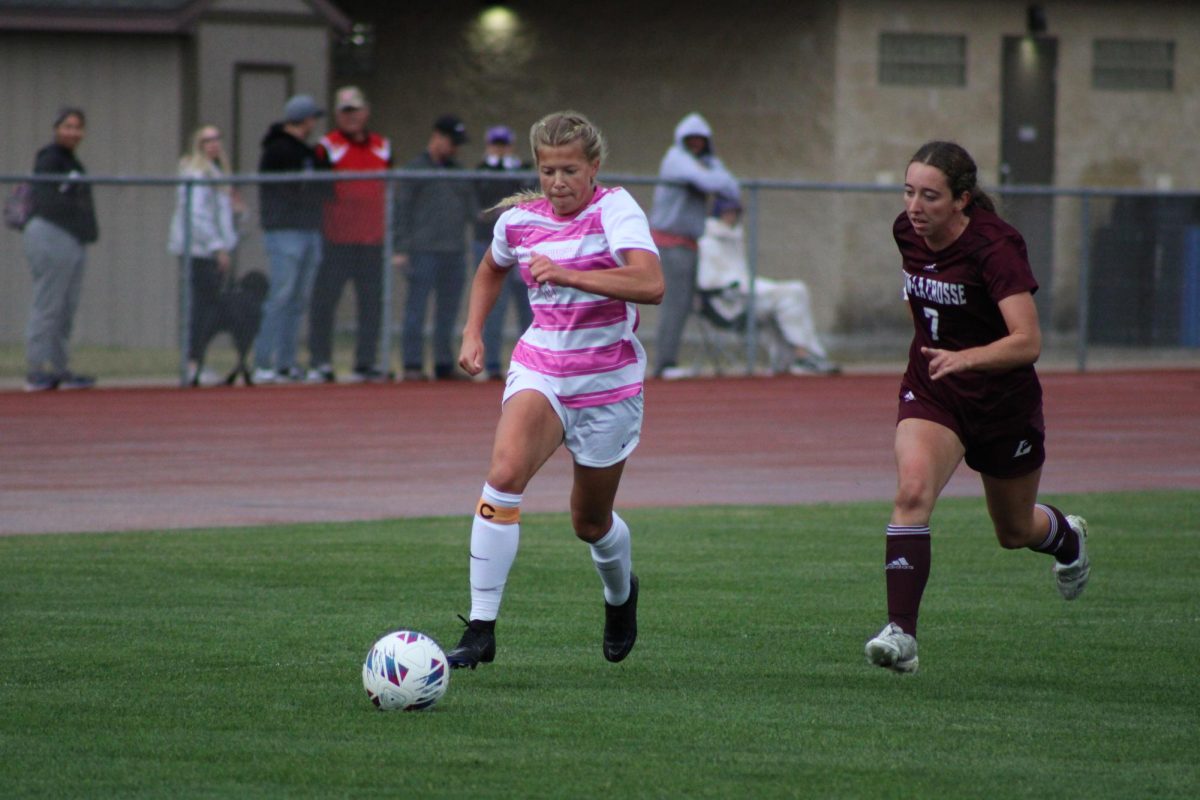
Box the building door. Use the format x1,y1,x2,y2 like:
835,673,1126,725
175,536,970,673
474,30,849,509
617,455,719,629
233,65,293,276
1000,35,1057,323
234,64,293,173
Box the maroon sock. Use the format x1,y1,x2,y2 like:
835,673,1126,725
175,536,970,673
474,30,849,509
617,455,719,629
1032,503,1080,564
885,525,931,637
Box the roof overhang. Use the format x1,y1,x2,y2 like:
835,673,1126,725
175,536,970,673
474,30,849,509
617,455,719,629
0,0,350,35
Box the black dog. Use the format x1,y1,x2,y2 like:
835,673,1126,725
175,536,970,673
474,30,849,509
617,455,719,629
190,270,269,387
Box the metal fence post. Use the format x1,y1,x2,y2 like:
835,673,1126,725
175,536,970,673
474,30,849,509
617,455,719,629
1076,195,1091,372
178,179,193,386
379,177,396,376
743,185,760,375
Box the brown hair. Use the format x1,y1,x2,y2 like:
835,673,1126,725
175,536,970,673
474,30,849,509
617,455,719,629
53,106,86,129
909,141,996,213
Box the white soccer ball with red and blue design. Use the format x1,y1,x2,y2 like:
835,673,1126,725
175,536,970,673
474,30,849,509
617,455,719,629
362,630,449,711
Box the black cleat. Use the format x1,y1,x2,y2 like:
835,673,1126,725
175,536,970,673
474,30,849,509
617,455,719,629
603,574,638,663
446,616,496,669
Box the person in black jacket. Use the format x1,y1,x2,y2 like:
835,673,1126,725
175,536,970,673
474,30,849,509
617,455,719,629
253,94,331,383
474,125,533,381
22,107,99,391
392,114,478,380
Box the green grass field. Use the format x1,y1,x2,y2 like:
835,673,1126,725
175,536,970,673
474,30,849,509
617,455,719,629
3,491,1197,798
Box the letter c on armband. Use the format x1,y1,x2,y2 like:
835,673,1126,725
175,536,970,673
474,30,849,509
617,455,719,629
476,497,520,524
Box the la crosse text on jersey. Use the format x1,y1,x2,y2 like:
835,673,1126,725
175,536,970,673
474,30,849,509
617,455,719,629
904,273,967,306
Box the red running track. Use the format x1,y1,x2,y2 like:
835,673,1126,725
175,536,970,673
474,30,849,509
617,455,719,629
1,371,1197,535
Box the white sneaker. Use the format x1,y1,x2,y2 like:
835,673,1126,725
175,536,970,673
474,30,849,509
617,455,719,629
1053,515,1090,600
658,365,695,380
305,364,335,384
789,354,842,376
865,622,919,673
252,367,278,384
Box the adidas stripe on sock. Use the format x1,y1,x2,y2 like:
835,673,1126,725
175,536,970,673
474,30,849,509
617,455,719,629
1033,503,1080,564
468,482,522,622
885,524,931,637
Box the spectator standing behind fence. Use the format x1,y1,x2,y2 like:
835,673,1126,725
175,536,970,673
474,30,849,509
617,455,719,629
474,125,533,381
168,125,240,386
305,86,393,384
697,197,840,375
22,107,98,392
649,112,739,380
254,94,331,384
392,114,478,381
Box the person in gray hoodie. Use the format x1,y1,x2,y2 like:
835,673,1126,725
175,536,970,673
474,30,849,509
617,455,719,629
648,113,739,379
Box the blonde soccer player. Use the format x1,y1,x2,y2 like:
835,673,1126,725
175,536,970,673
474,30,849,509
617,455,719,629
448,111,664,668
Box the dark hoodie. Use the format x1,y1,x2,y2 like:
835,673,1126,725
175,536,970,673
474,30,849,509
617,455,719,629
257,123,331,231
31,143,98,244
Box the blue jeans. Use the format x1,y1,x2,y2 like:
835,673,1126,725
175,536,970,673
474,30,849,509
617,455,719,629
402,250,467,375
256,229,322,371
474,241,533,374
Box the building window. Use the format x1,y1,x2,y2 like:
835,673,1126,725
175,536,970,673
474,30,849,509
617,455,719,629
879,33,966,87
1092,39,1174,91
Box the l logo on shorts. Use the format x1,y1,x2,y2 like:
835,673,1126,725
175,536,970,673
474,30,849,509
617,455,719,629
1013,439,1032,458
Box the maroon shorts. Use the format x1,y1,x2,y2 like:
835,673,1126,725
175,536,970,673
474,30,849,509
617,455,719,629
897,385,1045,479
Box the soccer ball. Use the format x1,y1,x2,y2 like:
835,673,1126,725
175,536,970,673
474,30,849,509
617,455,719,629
362,630,450,711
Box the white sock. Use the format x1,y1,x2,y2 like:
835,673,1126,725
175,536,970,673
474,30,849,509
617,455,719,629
468,483,521,621
589,511,632,606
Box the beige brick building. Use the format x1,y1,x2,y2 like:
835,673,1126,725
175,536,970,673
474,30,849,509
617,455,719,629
342,0,1198,338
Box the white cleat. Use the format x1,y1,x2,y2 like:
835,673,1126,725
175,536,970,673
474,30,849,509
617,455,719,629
865,622,919,673
1054,515,1090,600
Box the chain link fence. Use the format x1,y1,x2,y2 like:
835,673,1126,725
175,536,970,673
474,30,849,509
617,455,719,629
2,170,1197,388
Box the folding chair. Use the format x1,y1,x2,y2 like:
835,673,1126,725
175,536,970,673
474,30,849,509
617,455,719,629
692,287,791,375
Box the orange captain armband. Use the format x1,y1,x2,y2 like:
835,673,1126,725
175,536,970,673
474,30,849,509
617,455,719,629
476,497,520,524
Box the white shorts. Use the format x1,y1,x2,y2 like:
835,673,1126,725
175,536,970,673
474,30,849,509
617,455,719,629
502,363,643,468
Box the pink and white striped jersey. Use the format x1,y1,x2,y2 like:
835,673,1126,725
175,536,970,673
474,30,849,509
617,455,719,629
491,186,659,408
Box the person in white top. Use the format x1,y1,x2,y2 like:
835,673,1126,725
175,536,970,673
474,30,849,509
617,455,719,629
448,111,664,669
697,197,840,376
168,124,241,384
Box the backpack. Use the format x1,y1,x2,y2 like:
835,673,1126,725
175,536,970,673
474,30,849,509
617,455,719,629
4,181,33,231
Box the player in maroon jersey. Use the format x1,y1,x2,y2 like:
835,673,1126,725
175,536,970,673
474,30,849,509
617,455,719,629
865,141,1090,674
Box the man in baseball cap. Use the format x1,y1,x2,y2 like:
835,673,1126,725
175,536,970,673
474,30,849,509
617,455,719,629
393,113,476,380
474,123,532,380
305,85,394,384
254,93,331,382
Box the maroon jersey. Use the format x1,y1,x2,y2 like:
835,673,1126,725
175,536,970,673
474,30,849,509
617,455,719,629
893,206,1042,441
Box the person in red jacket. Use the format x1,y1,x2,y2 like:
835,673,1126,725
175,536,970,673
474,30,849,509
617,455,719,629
306,86,393,383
